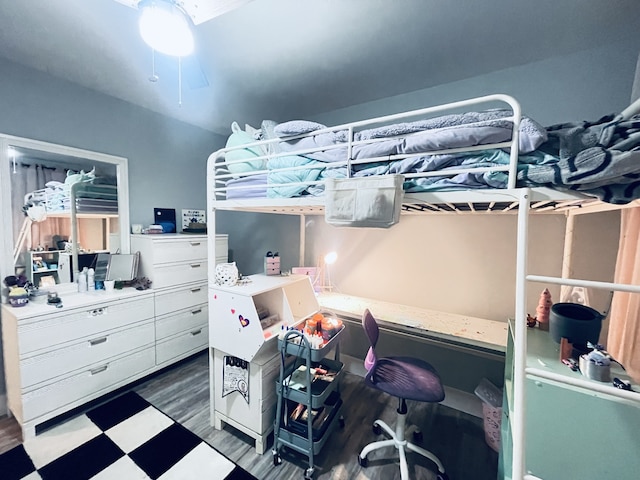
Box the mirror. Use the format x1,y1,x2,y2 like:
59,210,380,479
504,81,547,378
0,134,130,288
106,253,139,282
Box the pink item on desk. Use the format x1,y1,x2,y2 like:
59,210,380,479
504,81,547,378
536,288,552,331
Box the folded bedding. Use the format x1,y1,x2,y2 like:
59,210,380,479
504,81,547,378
23,176,119,213
266,154,324,198
220,110,640,204
273,109,547,164
225,174,268,199
355,149,511,192
518,114,640,204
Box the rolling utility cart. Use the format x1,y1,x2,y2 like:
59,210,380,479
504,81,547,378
272,322,345,480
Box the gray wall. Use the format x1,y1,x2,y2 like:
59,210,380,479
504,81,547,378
0,60,222,225
216,210,300,276
309,40,640,127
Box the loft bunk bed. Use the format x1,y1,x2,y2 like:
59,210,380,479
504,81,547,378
15,175,118,276
206,94,640,480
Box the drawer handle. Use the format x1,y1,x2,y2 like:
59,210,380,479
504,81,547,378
191,309,202,315
90,364,108,375
190,263,202,269
190,287,202,293
191,329,203,336
89,336,108,346
89,307,106,316
190,242,201,246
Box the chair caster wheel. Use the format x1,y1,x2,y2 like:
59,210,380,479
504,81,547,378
372,422,382,435
358,455,368,468
436,472,449,480
413,428,423,443
272,453,282,466
304,467,314,479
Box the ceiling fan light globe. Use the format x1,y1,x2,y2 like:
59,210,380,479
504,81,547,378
138,0,194,57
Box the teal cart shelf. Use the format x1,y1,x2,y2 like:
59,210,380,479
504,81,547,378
272,329,345,480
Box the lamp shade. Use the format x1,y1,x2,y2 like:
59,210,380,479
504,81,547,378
138,0,194,57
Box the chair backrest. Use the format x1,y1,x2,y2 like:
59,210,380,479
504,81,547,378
362,309,380,372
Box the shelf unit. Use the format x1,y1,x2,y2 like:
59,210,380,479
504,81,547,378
208,274,320,454
22,250,62,286
507,189,640,480
499,319,640,479
272,328,345,480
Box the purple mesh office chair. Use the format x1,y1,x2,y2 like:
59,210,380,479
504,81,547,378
358,309,448,480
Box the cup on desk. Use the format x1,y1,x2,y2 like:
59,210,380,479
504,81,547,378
104,280,115,292
131,224,143,234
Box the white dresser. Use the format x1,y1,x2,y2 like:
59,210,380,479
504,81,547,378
131,233,228,366
1,288,156,439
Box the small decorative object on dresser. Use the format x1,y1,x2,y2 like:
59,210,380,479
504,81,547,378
536,288,552,331
264,251,280,276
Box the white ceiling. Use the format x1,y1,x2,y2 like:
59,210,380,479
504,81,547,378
0,0,639,135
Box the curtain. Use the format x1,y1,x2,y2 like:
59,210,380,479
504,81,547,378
607,207,640,383
11,163,67,257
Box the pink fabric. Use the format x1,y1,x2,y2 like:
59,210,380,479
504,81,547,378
364,347,376,371
607,207,640,383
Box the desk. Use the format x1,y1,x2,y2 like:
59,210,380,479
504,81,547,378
499,319,640,479
316,292,507,358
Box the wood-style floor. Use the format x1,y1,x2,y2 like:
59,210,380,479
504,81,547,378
0,352,498,480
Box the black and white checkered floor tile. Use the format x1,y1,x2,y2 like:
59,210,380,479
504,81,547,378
0,391,257,480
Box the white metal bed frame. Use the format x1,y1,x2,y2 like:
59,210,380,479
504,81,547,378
206,94,640,480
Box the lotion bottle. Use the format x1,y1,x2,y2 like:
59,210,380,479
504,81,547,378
87,268,95,291
78,267,88,293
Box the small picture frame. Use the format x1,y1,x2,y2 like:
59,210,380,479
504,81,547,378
154,208,177,233
182,209,206,229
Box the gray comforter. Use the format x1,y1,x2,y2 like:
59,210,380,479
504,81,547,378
518,114,640,204
274,109,548,163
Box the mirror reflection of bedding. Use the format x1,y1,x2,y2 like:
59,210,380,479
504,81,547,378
23,170,118,215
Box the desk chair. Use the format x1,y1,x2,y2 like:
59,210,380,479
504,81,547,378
358,309,448,480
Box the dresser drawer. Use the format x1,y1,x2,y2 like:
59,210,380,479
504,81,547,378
18,296,155,355
155,283,207,316
149,261,207,289
145,238,207,264
156,305,208,341
156,325,208,366
20,319,155,389
21,346,155,422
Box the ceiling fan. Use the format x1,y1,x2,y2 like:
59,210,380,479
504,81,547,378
113,0,253,26
113,0,253,102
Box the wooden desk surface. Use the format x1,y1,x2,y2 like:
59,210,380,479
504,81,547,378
316,292,508,356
